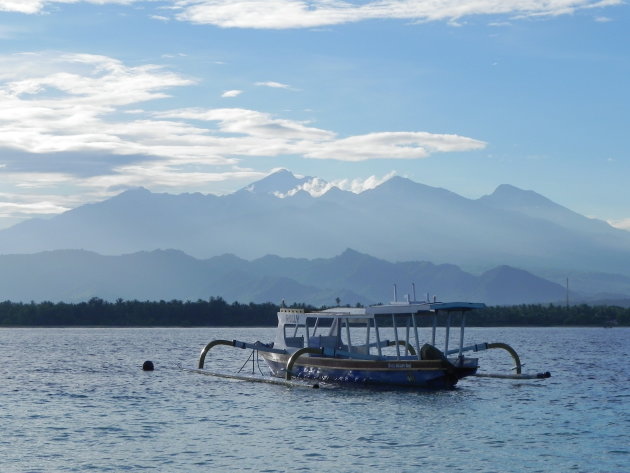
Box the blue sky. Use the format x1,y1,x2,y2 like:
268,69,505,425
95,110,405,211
0,0,628,230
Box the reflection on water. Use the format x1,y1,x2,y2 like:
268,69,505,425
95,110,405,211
0,327,628,472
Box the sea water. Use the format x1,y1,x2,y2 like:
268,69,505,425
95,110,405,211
1,326,628,473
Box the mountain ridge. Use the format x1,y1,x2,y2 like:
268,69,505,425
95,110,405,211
0,170,628,299
0,248,572,306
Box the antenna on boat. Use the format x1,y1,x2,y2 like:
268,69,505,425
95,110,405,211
393,284,398,302
412,283,416,302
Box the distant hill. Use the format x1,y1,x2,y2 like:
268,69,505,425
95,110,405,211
0,170,629,299
0,248,571,306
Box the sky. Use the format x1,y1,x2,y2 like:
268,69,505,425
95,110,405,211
0,0,628,231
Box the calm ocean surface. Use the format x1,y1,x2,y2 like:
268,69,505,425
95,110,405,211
1,326,628,473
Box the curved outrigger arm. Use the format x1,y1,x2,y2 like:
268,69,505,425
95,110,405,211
198,339,287,369
443,341,550,379
487,342,522,374
443,341,522,373
285,347,324,380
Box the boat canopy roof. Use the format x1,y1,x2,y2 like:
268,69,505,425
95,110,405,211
366,301,485,316
279,301,485,324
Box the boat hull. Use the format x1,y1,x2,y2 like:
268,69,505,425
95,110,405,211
261,352,477,389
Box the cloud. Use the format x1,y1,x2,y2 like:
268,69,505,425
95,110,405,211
0,51,485,223
0,53,484,165
80,164,265,192
255,81,291,89
156,107,336,141
1,0,621,27
221,89,243,98
0,0,138,14
173,0,623,29
332,171,398,193
154,108,486,160
0,199,71,217
303,131,486,161
274,171,397,197
608,218,630,231
0,0,45,14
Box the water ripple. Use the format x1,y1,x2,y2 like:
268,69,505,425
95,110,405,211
0,326,628,472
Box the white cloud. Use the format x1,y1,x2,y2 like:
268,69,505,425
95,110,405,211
608,218,630,231
1,0,621,27
221,89,243,98
0,51,485,223
0,52,196,156
0,199,70,216
155,107,336,141
304,131,486,161
0,0,45,14
154,108,486,160
276,171,397,197
81,164,264,191
255,81,291,89
332,171,398,193
174,0,623,29
0,0,139,14
0,53,484,164
0,186,79,227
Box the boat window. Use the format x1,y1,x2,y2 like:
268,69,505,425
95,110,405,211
337,319,361,345
372,314,423,359
431,310,468,355
283,323,305,348
305,316,333,338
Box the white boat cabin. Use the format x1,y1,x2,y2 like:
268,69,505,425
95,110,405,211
275,301,486,361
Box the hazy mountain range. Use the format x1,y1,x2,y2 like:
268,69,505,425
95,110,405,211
0,248,573,306
1,169,629,304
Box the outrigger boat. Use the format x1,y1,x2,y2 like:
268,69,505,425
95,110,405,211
196,293,550,389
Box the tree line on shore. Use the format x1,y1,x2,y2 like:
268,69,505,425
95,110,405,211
0,297,278,327
0,297,628,326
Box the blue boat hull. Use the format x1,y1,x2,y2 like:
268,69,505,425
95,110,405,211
261,352,477,389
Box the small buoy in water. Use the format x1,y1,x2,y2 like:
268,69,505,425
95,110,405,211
142,360,154,371
312,383,320,389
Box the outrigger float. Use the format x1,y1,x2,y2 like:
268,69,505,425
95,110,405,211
194,293,550,389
